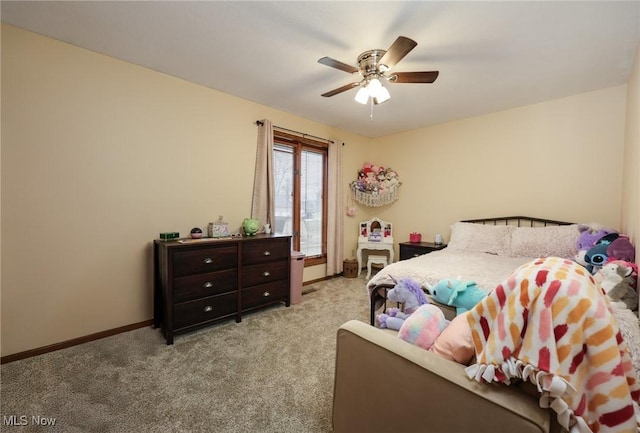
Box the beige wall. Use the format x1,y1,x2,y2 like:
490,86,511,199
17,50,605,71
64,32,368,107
1,24,636,357
622,43,640,252
368,86,628,248
0,25,369,356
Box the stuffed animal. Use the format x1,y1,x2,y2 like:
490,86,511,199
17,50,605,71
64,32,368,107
607,259,638,285
606,236,636,263
376,277,429,330
427,278,487,315
397,304,448,350
575,224,616,272
584,233,636,273
598,262,638,311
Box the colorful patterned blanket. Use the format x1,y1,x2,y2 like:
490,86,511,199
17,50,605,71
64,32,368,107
465,257,640,433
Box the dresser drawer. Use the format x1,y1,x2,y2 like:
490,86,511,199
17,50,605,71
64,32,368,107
242,260,288,288
173,245,237,277
399,245,428,260
242,281,289,310
399,242,446,261
242,239,289,265
174,292,237,330
173,269,238,303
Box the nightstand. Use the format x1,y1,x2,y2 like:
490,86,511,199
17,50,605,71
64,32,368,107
399,241,447,260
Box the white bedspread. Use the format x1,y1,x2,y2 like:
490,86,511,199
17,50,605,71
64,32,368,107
366,249,535,295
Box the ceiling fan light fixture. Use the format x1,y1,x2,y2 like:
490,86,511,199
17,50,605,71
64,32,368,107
354,86,369,104
367,77,390,103
374,86,390,103
368,77,382,92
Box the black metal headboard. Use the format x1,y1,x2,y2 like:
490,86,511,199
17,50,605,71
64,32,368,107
461,216,573,227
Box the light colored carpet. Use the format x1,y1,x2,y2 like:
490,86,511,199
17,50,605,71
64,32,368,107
1,275,371,433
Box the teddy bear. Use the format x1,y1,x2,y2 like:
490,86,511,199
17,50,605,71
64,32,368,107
376,277,429,330
598,262,638,311
427,278,487,315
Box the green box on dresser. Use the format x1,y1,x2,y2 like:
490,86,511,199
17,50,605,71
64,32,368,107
153,234,291,344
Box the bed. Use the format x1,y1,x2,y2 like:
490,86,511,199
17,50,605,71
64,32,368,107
367,216,578,324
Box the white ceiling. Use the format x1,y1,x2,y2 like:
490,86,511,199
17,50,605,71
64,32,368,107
2,1,639,138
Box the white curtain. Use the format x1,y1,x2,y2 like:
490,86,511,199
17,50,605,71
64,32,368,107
251,120,275,228
326,140,344,275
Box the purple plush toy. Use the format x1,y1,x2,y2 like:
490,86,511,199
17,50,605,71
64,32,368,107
575,224,616,272
376,277,429,331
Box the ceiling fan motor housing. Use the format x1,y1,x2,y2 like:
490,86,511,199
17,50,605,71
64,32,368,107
357,49,388,78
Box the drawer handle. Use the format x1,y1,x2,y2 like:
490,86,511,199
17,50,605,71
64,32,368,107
263,271,271,277
263,251,271,256
263,291,270,297
204,305,213,312
203,257,213,264
203,282,213,288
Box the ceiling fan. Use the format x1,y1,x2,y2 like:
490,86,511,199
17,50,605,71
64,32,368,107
318,36,439,105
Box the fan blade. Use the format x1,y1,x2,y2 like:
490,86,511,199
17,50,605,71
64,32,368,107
318,57,359,74
379,36,417,70
391,71,439,83
321,82,359,97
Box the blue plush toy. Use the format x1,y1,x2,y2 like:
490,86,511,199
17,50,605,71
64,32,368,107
428,278,487,315
584,233,635,274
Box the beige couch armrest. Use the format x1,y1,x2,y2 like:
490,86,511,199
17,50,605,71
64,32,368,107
332,320,559,433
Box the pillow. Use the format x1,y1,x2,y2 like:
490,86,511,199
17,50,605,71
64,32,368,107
446,222,514,256
430,312,475,365
510,224,579,258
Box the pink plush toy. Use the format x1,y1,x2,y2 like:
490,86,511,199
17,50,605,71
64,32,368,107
397,304,448,350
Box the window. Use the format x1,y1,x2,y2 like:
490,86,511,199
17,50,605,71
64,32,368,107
273,132,327,264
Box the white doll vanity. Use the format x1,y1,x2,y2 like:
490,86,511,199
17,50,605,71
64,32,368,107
356,217,394,277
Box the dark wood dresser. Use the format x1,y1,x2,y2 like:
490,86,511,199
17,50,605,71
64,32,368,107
399,241,447,260
154,234,291,344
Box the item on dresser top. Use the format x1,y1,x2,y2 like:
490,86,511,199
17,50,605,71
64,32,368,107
160,232,179,240
376,277,429,330
190,227,203,239
368,231,382,242
242,218,260,236
208,215,229,238
427,278,487,315
409,232,421,243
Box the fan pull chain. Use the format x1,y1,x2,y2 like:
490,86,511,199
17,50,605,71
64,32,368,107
370,98,374,121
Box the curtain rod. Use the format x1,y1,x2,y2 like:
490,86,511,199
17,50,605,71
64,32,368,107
255,120,334,144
